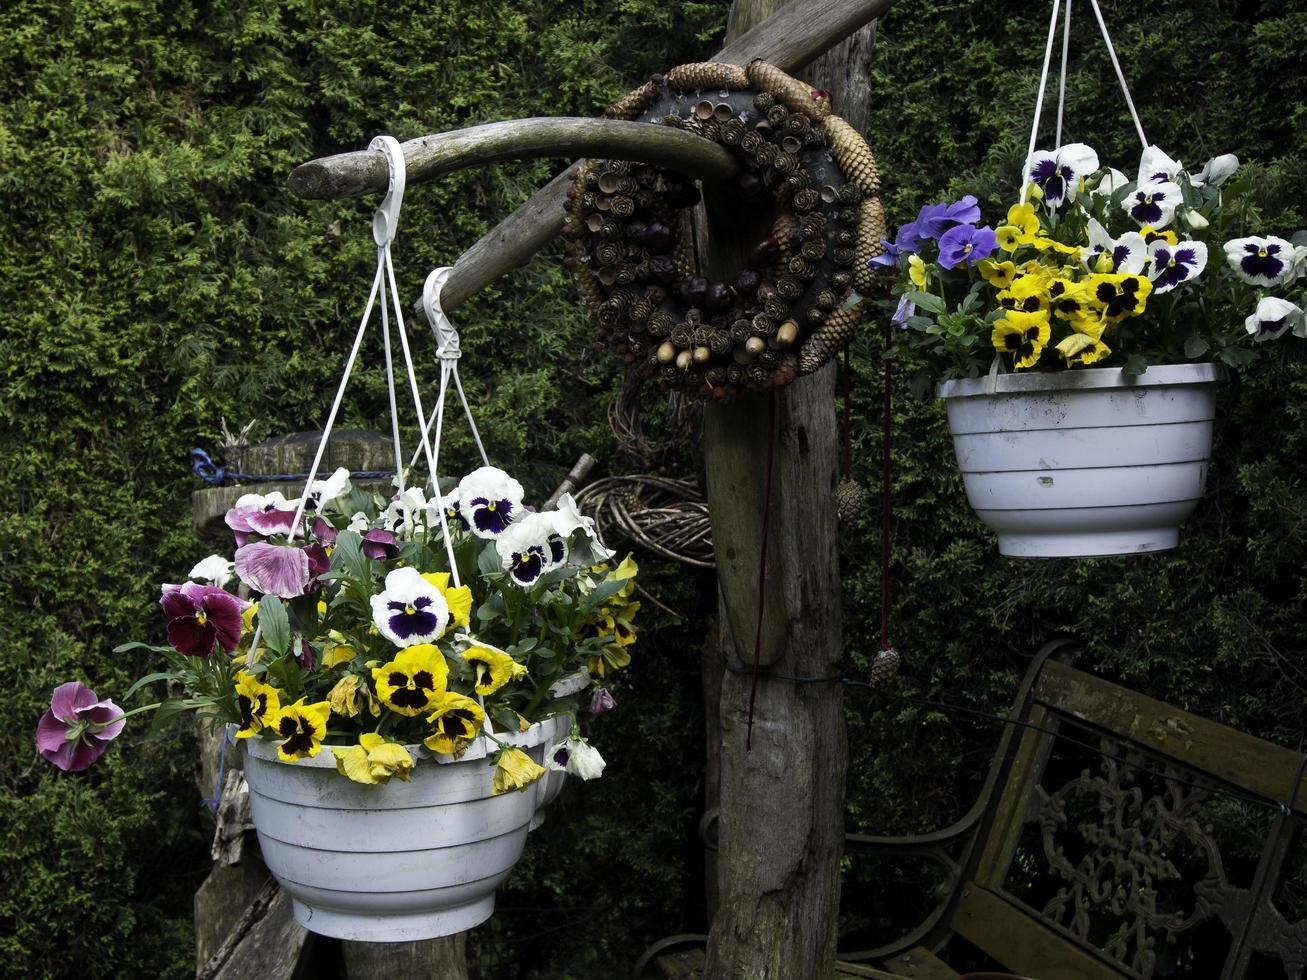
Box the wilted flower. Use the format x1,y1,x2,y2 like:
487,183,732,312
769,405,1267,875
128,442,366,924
332,733,414,785
423,691,486,755
160,582,249,657
1244,297,1306,341
302,467,352,512
589,688,617,714
460,642,528,696
1192,153,1239,188
546,736,607,780
234,541,312,599
35,681,126,771
491,747,546,795
362,529,400,560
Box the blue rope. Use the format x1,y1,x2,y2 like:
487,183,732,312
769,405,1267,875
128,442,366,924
203,723,234,812
191,448,394,487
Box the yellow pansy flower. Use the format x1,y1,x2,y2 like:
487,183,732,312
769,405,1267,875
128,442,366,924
1056,332,1112,366
978,259,1017,289
998,276,1051,316
461,645,527,696
598,601,640,649
1140,225,1178,246
420,572,474,630
423,691,486,755
332,733,414,785
1006,202,1040,241
234,671,280,739
1033,236,1080,255
270,698,331,762
1081,273,1152,323
372,644,450,717
242,602,259,635
992,311,1051,370
492,748,547,796
908,253,928,289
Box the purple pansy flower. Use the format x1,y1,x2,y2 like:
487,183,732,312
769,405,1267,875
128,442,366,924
870,238,901,268
589,688,617,715
362,529,400,560
234,541,312,599
895,196,982,252
891,295,917,328
457,466,524,539
936,224,998,269
312,516,338,546
160,581,249,657
1124,182,1182,229
36,681,126,772
370,567,451,647
1147,240,1208,294
1028,144,1099,210
1224,236,1295,288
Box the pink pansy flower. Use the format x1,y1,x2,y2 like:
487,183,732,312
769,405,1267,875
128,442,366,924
35,681,126,771
160,582,249,657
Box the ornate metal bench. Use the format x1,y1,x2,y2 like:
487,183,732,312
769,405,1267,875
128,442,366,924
639,639,1307,979
841,638,1307,979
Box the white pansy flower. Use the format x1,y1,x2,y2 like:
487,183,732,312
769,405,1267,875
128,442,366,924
1090,167,1130,198
1137,145,1182,186
546,736,607,780
1124,181,1183,229
1146,240,1208,294
369,567,451,647
1244,297,1305,342
303,467,352,512
1027,143,1099,210
1191,153,1239,188
456,466,525,539
188,554,235,588
1225,236,1296,288
1082,218,1147,275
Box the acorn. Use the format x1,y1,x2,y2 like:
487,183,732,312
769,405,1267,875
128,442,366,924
775,320,799,348
693,345,711,365
780,134,803,155
693,99,715,120
646,254,678,286
675,350,694,371
677,276,708,308
744,336,767,358
737,172,766,202
642,222,674,253
598,171,623,194
704,282,735,314
753,119,774,139
664,180,701,209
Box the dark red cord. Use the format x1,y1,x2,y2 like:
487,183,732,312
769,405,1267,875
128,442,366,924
880,316,892,651
841,346,853,479
746,393,778,751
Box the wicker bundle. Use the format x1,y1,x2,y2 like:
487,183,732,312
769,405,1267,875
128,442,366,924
568,61,883,398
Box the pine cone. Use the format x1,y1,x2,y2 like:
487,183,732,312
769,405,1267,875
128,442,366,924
746,60,830,120
833,477,868,524
822,115,881,195
604,80,659,121
798,305,861,374
870,648,901,687
854,195,887,293
666,62,749,92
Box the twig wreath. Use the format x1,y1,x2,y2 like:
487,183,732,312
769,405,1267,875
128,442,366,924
563,60,886,398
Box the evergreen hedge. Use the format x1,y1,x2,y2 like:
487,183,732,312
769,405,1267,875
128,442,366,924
1,1,1303,976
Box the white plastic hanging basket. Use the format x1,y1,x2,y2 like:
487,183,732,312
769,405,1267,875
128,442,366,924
244,717,569,942
938,363,1218,557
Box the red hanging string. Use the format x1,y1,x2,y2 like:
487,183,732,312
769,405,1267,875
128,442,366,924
841,346,853,480
745,393,778,751
880,315,893,651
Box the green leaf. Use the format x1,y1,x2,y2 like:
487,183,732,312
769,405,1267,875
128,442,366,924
907,290,946,314
123,671,180,702
147,698,198,736
259,596,290,656
1183,334,1210,359
1123,354,1150,377
112,642,176,655
477,544,502,577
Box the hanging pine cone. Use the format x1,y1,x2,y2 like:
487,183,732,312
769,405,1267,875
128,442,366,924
833,476,868,524
604,80,659,121
822,115,881,195
870,648,901,687
799,306,861,374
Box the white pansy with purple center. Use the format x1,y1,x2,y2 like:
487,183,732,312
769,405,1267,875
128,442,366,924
458,466,524,539
495,517,553,586
382,487,430,538
1082,219,1147,275
233,489,294,512
1146,239,1208,294
1027,143,1099,210
1244,297,1306,342
1224,236,1296,288
546,735,606,780
1124,181,1183,229
370,566,451,647
1137,145,1182,186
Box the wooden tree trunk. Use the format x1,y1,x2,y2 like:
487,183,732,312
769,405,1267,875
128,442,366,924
700,2,874,976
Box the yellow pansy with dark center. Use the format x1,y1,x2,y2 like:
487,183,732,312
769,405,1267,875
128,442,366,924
271,698,331,762
371,644,449,717
234,671,280,738
998,276,1049,315
420,572,474,630
423,691,486,755
460,646,525,696
992,311,1051,370
1084,273,1152,321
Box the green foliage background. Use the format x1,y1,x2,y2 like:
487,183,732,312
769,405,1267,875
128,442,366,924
1,0,1304,976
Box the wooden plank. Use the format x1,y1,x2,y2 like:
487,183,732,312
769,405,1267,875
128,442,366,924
342,935,467,979
951,886,1126,980
1035,660,1307,814
873,947,959,979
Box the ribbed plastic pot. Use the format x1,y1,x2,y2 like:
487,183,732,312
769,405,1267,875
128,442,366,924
937,363,1219,558
243,715,568,943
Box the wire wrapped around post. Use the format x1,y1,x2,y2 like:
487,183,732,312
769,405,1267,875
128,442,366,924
564,60,885,399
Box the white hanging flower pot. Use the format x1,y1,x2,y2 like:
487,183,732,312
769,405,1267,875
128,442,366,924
243,715,569,943
937,363,1220,557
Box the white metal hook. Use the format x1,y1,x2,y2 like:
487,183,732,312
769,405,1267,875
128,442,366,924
369,135,406,248
423,266,461,360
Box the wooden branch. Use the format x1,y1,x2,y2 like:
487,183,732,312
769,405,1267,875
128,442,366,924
288,119,740,201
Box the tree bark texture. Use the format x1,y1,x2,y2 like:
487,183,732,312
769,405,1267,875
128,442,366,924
699,2,877,976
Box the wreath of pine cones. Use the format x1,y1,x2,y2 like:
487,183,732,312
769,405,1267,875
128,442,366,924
563,60,885,399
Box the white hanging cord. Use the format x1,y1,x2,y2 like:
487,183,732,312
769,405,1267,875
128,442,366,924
379,266,407,500
1019,0,1063,205
1086,0,1148,149
1054,0,1073,147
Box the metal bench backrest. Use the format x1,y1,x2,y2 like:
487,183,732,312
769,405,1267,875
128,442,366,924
951,651,1307,980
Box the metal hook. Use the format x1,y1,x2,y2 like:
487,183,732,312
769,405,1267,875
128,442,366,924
423,266,461,360
369,135,406,248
